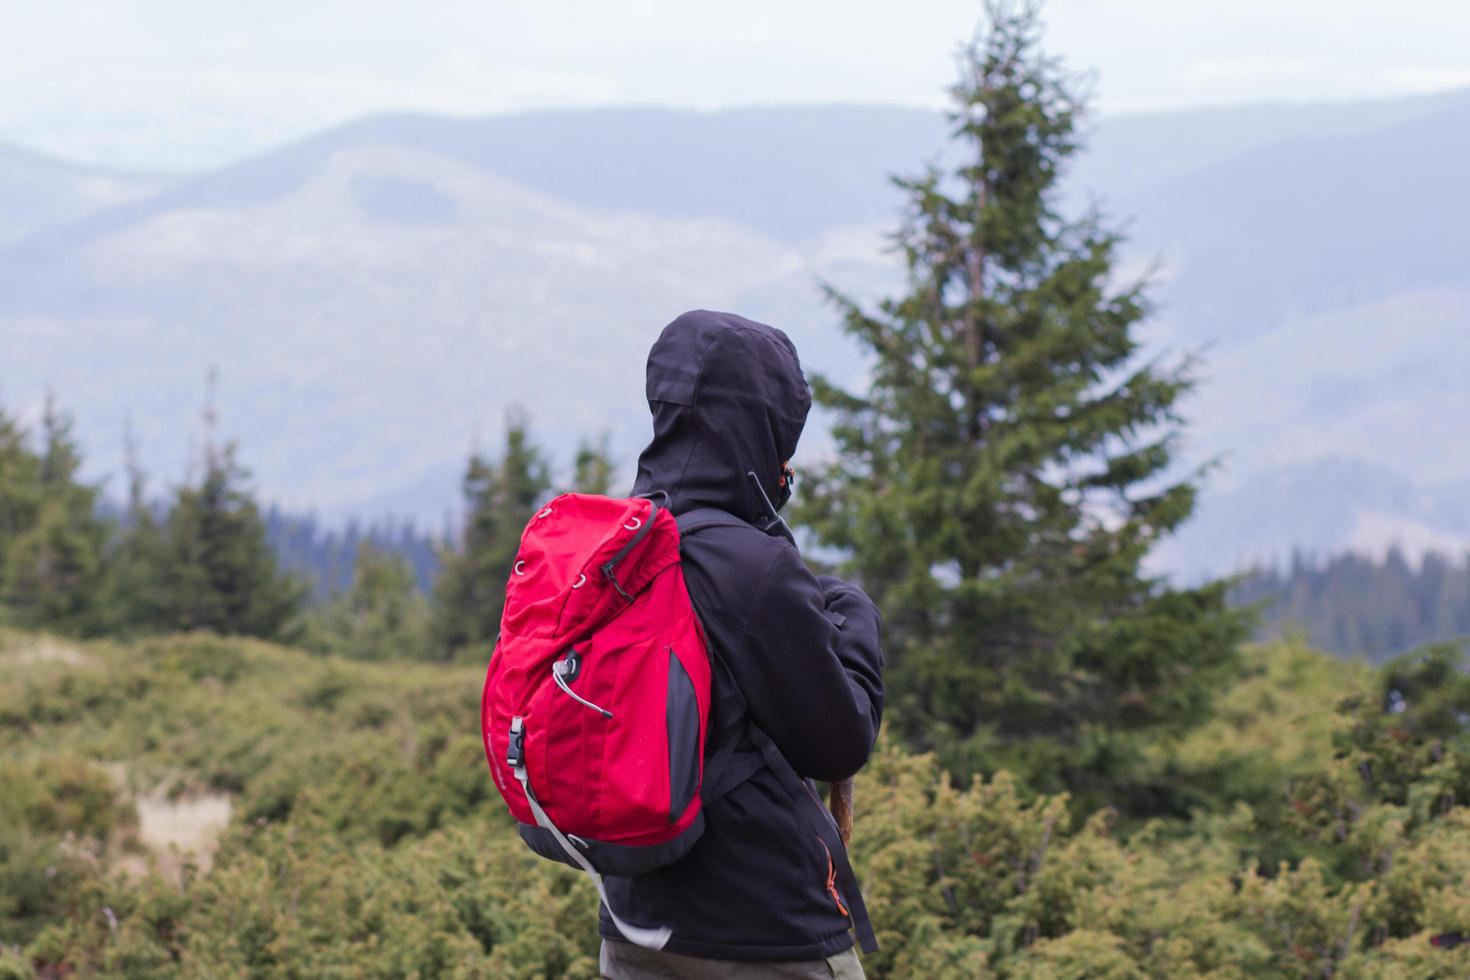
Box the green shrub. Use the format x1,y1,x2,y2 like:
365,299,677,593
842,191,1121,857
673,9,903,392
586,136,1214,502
6,631,1470,977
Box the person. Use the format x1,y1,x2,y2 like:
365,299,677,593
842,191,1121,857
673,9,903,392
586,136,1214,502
599,309,885,979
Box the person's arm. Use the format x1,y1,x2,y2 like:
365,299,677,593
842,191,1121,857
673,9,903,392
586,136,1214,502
733,544,884,782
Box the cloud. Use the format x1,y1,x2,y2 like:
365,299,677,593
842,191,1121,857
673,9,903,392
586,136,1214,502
5,0,1470,169
1375,66,1470,93
0,56,623,170
1185,56,1321,85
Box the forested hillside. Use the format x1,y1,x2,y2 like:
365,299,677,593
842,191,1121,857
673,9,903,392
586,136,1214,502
264,509,439,600
1235,550,1470,662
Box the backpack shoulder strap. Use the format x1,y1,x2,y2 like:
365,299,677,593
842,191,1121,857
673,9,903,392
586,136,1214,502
675,506,747,538
671,505,762,802
672,504,879,954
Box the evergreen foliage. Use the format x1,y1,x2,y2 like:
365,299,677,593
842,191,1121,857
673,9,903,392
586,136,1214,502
266,509,439,600
572,435,615,495
303,543,431,661
431,416,551,660
97,429,170,636
798,1,1247,808
137,441,305,640
5,630,1470,978
0,398,110,635
2,8,1464,973
0,393,305,642
1235,549,1470,661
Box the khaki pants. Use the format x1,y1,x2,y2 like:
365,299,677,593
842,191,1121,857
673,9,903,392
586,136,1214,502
599,941,867,979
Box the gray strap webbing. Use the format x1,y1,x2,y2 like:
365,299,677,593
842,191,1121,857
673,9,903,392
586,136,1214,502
511,727,672,950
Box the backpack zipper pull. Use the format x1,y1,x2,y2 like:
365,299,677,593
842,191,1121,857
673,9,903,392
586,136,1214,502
553,651,613,718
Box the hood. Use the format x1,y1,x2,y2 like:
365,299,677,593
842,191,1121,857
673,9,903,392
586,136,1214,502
631,309,811,529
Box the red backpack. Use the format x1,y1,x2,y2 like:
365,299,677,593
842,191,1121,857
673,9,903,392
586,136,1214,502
481,491,878,955
480,492,708,948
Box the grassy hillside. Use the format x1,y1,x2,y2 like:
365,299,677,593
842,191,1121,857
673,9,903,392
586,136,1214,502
4,631,1470,977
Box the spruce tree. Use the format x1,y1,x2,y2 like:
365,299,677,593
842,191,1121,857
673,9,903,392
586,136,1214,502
572,435,615,495
0,404,43,599
0,397,110,634
432,416,550,660
100,424,169,635
798,2,1246,812
153,440,305,639
307,543,430,661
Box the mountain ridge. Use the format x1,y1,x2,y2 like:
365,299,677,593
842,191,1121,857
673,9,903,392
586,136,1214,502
6,94,1468,578
0,139,165,246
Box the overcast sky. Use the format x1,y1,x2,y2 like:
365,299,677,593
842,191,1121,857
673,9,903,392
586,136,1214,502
4,0,1469,171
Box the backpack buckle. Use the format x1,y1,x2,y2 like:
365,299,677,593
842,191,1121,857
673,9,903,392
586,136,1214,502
507,716,525,770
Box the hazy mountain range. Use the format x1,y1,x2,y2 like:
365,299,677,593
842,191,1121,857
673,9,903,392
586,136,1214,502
4,92,1468,579
0,141,164,246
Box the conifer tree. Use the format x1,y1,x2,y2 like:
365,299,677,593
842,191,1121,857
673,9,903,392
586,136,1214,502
572,435,615,495
307,543,430,661
145,379,305,641
152,440,304,639
0,404,43,594
0,397,110,634
100,423,169,634
798,2,1246,811
432,415,550,660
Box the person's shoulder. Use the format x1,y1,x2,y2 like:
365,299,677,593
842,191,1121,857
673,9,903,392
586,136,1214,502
678,522,807,634
678,516,798,584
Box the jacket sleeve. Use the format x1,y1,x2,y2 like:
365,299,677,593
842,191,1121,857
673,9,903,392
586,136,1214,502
734,543,885,782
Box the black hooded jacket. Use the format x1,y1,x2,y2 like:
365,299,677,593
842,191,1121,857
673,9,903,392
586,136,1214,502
600,309,885,961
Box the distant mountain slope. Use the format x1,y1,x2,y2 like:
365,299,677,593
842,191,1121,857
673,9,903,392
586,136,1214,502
1120,90,1470,343
0,140,893,517
1073,86,1470,199
1156,457,1470,581
2,106,945,267
4,95,1469,577
15,91,1465,262
0,141,165,245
